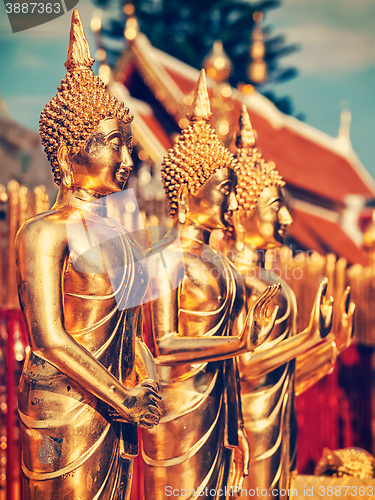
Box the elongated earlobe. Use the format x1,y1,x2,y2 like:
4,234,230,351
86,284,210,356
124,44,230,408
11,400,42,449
178,211,186,224
233,212,245,251
57,144,74,188
177,185,189,224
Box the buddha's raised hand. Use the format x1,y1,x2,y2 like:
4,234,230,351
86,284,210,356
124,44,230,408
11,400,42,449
307,277,334,340
335,286,355,352
242,284,281,350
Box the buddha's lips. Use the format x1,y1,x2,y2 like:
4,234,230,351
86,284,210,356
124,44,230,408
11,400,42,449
116,167,132,182
223,211,233,224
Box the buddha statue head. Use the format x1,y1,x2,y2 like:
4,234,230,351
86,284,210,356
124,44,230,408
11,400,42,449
161,69,238,231
234,105,292,249
39,9,133,197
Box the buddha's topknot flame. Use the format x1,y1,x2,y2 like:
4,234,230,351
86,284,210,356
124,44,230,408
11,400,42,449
39,9,132,186
187,69,211,122
65,9,94,71
235,105,285,218
161,69,236,217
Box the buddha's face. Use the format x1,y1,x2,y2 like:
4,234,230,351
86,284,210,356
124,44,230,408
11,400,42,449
184,168,238,230
68,117,133,195
237,185,292,249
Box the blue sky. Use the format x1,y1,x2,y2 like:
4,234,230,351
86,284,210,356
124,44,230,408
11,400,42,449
0,0,374,178
264,0,375,178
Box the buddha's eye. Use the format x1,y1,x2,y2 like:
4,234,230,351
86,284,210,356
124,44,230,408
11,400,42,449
109,136,122,150
127,138,133,154
271,202,281,212
220,182,231,196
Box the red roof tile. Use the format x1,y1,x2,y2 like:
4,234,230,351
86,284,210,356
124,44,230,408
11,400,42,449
291,208,367,265
138,112,172,151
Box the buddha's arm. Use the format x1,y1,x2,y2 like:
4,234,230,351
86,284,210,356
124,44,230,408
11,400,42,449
240,279,334,380
294,335,337,395
295,288,355,394
148,261,279,366
239,325,321,379
16,219,160,426
150,285,248,365
243,331,338,393
134,309,158,382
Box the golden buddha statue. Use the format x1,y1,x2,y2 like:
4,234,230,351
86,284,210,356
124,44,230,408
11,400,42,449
223,106,355,499
15,10,161,500
315,447,374,479
141,71,280,499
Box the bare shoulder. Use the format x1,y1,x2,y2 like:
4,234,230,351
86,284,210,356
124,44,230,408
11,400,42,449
147,239,186,292
16,209,69,258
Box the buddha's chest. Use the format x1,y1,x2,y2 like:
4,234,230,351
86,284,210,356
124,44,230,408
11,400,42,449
63,219,147,320
178,245,245,336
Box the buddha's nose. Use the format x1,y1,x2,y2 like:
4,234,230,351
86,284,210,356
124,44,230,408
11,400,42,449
228,191,238,212
121,145,133,169
279,206,293,227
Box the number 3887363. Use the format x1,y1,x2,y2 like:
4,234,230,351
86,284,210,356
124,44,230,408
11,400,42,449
318,485,374,497
5,3,61,14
